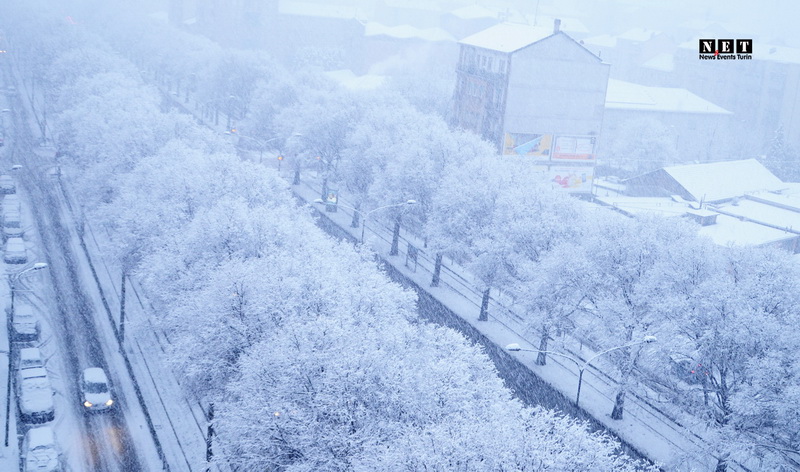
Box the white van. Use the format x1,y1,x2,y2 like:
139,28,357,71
4,236,26,264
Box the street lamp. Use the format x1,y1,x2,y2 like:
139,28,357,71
506,335,657,407
5,262,47,447
9,262,48,314
315,199,416,244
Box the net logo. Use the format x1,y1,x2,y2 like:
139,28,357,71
699,39,753,60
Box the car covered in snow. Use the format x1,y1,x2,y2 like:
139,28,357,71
2,193,20,213
2,206,22,239
4,236,26,263
0,174,15,194
18,366,55,423
10,303,40,343
18,347,44,370
22,425,61,472
80,367,114,412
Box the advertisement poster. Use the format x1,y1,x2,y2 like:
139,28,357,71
549,166,594,193
552,135,596,160
503,132,553,159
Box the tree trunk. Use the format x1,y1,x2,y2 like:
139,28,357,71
431,253,443,287
611,343,640,420
206,402,215,463
536,330,549,366
350,205,360,228
293,169,300,185
119,272,126,343
390,216,401,256
479,288,490,321
611,389,626,420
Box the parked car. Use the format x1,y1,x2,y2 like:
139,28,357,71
18,347,44,370
2,206,22,239
80,367,114,412
0,174,15,194
4,236,26,263
22,425,61,472
10,303,40,343
2,193,20,213
18,366,55,423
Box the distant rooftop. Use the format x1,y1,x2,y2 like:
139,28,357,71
617,27,661,42
325,70,386,91
583,34,617,48
448,4,497,20
663,159,786,202
531,16,590,34
364,22,455,42
594,195,799,249
698,213,796,247
642,53,674,72
459,22,554,53
605,79,731,114
279,1,366,20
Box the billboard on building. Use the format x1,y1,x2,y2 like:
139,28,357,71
503,133,553,159
549,166,594,193
552,135,596,160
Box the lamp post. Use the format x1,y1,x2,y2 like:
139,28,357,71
506,335,657,407
315,199,416,244
9,262,48,314
5,262,48,447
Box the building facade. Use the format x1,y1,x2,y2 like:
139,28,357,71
452,21,610,153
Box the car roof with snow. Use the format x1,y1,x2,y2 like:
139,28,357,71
14,303,35,317
83,367,109,384
20,376,54,412
6,237,25,250
25,426,59,472
20,367,48,380
19,348,43,365
27,425,55,447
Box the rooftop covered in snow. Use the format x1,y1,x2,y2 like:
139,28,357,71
605,79,731,114
364,22,455,42
459,22,554,53
625,159,787,203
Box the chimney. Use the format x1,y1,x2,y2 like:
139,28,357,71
554,18,561,33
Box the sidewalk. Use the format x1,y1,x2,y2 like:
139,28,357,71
0,277,17,472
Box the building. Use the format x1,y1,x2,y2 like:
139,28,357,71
600,78,733,172
451,20,610,193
